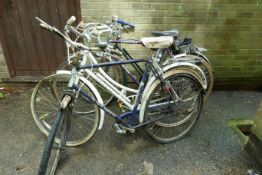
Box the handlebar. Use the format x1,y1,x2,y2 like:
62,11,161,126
35,16,90,51
116,19,135,29
36,17,64,37
112,15,135,29
35,15,137,53
66,16,76,25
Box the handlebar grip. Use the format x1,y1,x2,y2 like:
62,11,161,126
36,17,53,32
35,17,46,24
66,16,76,25
40,23,54,32
116,19,135,29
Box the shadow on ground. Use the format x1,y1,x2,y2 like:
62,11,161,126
0,86,261,175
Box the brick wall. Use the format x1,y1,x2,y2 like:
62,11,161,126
0,42,10,82
81,0,262,86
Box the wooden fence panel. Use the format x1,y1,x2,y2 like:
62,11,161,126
0,0,81,77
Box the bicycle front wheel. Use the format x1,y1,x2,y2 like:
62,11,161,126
31,73,100,146
143,70,203,143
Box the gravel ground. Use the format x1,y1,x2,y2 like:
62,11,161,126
0,86,261,175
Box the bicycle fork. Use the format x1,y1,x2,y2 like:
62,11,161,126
60,95,72,110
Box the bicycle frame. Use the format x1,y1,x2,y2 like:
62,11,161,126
74,81,178,129
66,51,175,128
114,43,144,80
77,51,144,108
106,39,208,87
64,46,207,128
111,44,169,86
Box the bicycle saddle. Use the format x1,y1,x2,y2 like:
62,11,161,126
141,36,174,49
151,29,179,39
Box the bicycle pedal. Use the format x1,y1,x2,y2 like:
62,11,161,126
113,123,126,134
122,125,135,133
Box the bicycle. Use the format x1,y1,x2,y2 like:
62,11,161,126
31,17,209,142
99,15,214,102
57,16,213,102
55,16,214,104
34,17,205,174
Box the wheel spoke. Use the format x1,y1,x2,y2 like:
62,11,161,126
145,72,203,143
31,74,100,147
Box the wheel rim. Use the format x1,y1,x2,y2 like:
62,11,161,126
145,74,203,143
31,74,99,146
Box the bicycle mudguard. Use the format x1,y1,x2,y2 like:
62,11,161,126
139,60,207,124
165,56,207,89
162,59,207,90
56,70,105,130
193,51,211,66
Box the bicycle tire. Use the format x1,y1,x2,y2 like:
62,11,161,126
143,70,203,143
31,73,100,146
191,54,214,102
38,107,69,175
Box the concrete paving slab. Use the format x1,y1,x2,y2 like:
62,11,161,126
0,87,261,175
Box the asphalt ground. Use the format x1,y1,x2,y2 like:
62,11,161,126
0,86,261,175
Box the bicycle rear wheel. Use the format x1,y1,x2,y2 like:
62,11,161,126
38,105,71,175
192,56,213,102
31,73,100,146
164,54,213,102
144,70,203,143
